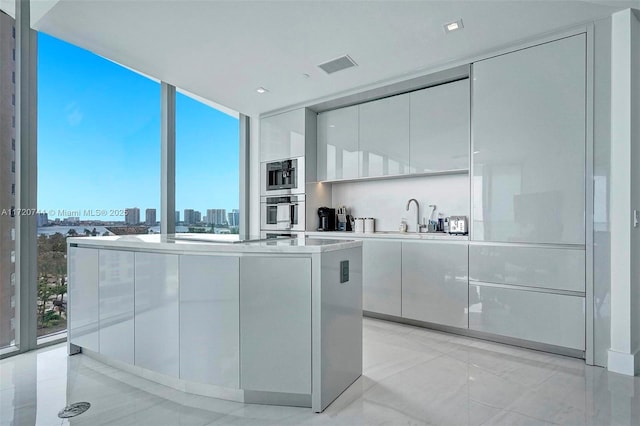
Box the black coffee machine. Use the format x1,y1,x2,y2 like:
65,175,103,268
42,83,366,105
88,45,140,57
317,207,336,231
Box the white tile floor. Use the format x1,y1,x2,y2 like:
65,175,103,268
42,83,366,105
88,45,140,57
1,318,639,426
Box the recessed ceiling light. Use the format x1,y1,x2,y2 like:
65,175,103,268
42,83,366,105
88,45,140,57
444,19,463,33
256,87,269,94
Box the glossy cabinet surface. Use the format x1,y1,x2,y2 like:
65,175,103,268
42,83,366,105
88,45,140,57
98,250,134,364
134,252,179,377
469,244,585,293
260,109,306,162
68,247,99,352
410,79,470,173
472,35,586,244
179,255,239,388
317,105,359,181
240,257,311,394
401,242,468,328
469,284,585,350
359,94,410,177
362,240,401,316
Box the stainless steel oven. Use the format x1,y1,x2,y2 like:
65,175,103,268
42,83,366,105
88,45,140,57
260,194,305,231
261,157,305,195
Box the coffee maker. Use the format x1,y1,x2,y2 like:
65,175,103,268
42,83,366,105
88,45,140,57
317,207,336,231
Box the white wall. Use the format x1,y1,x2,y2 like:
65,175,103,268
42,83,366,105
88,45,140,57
329,174,469,232
608,8,640,376
249,117,260,236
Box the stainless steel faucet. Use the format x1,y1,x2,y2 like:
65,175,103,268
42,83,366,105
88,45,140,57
406,198,420,233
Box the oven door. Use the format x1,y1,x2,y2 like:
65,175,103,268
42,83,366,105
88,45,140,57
260,157,305,196
260,195,305,231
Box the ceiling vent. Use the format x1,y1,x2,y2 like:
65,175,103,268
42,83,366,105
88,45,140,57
317,55,358,74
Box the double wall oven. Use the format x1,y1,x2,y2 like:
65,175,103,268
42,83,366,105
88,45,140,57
260,157,306,239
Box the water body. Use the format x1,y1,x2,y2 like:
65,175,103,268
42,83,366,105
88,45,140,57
37,225,190,236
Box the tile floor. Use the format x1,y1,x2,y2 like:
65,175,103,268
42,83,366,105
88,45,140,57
1,318,639,425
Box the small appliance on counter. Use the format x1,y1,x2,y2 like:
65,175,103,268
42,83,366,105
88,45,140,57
448,216,469,235
317,207,336,231
353,218,365,233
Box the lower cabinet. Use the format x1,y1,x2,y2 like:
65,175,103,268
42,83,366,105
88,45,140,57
98,250,134,364
362,240,401,316
401,242,469,328
179,255,239,388
469,284,585,350
68,247,100,352
240,257,311,394
134,252,180,377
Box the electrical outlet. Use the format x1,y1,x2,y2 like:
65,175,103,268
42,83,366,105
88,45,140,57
634,209,639,228
340,260,349,283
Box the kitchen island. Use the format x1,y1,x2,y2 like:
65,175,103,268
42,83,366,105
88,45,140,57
66,234,363,413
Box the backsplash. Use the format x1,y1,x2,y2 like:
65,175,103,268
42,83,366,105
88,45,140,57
330,174,469,232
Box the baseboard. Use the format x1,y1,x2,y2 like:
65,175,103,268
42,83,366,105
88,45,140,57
607,348,639,376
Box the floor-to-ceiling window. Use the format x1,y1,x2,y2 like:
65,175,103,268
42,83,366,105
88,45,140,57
176,91,239,234
0,9,17,351
36,33,160,338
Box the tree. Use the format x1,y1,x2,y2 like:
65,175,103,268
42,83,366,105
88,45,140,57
67,228,78,237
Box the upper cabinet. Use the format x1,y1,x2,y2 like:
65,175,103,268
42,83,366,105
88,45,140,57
472,35,586,245
260,109,306,162
316,79,470,182
359,94,410,177
410,79,470,173
317,105,359,181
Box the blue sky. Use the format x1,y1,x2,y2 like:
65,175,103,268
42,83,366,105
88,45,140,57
37,33,239,222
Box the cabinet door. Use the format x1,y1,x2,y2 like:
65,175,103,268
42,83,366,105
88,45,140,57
359,94,410,177
260,109,306,162
99,250,134,364
472,35,586,244
179,255,239,388
362,240,401,316
317,105,359,181
401,242,468,328
469,284,585,350
410,79,470,173
240,257,311,394
134,252,179,377
68,247,99,352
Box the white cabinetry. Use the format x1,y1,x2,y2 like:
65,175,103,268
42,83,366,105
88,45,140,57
68,247,99,352
317,105,359,181
359,94,410,177
472,34,586,244
260,109,306,162
410,79,469,173
401,242,468,328
469,284,585,350
240,257,311,394
98,250,134,364
134,252,179,377
179,255,239,388
362,240,401,316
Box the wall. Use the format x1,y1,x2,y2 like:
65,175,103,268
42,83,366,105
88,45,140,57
249,116,260,237
329,174,469,232
593,16,612,368
631,8,640,374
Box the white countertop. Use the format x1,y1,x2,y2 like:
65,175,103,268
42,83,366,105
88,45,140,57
306,231,468,241
68,234,361,254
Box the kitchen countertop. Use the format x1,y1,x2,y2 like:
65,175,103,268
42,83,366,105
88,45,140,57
306,231,469,241
68,233,361,254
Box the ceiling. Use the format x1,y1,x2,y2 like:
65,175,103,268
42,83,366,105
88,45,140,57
26,1,636,116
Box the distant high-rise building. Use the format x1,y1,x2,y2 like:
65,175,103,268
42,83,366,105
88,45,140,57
194,211,201,224
206,209,227,225
145,208,156,226
0,10,16,348
175,211,180,224
36,212,48,227
183,209,195,225
228,209,240,227
125,207,140,225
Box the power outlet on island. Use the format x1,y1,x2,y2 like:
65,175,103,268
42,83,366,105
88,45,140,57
340,260,349,283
